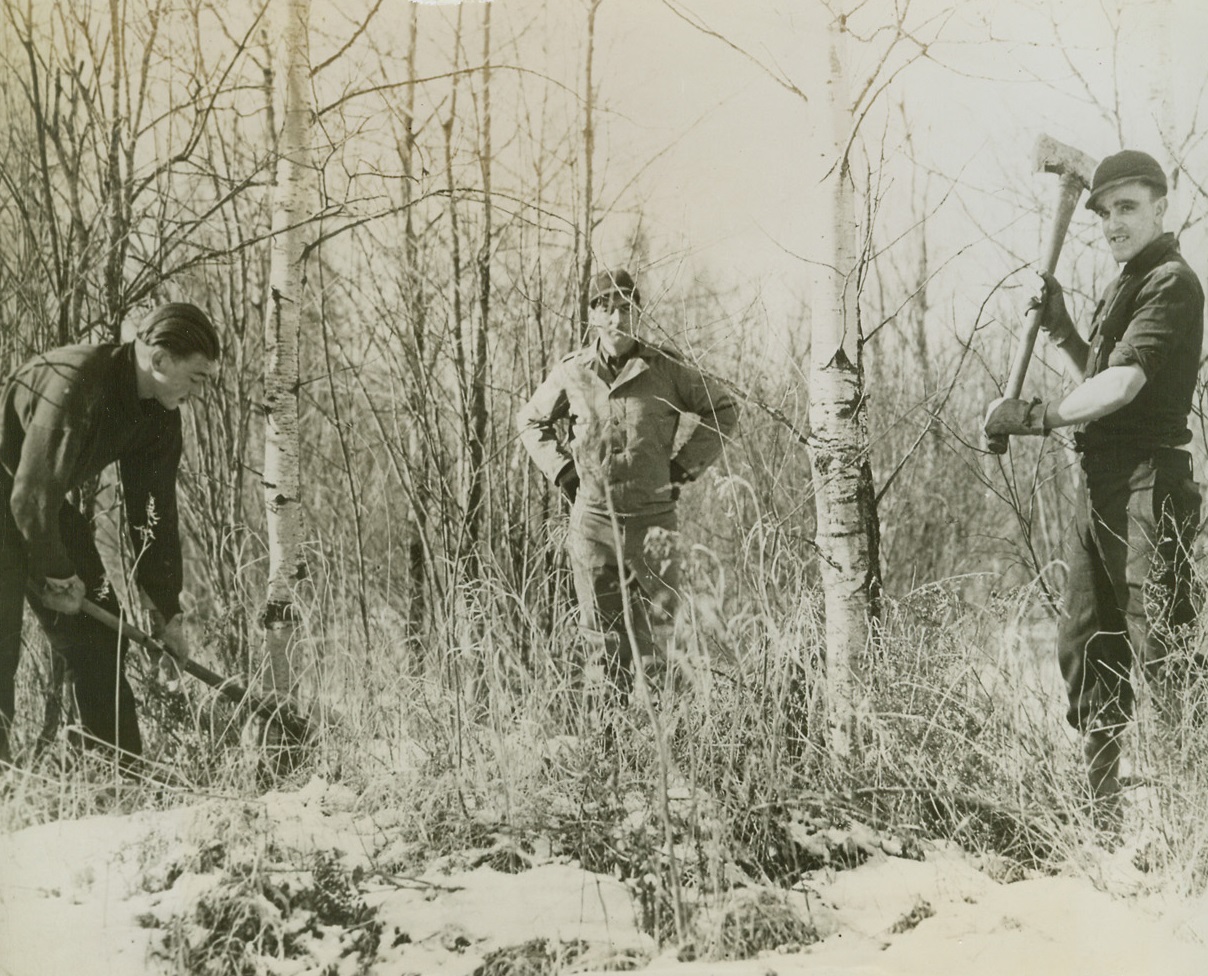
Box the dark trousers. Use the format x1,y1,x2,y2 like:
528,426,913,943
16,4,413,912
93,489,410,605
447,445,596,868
566,505,679,697
1058,447,1202,732
1,473,142,759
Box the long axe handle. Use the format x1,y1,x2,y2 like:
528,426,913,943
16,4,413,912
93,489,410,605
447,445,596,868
986,170,1088,455
79,598,310,741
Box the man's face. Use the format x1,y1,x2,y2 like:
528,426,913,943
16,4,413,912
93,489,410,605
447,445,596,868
589,292,639,358
149,349,219,409
1094,181,1167,264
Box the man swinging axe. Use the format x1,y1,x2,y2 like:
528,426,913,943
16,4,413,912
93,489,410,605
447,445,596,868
983,149,1205,824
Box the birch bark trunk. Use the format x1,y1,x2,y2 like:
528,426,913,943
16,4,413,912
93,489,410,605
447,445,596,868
262,0,313,698
807,13,882,760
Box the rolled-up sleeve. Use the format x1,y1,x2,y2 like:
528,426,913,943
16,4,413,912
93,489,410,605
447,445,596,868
1109,267,1200,379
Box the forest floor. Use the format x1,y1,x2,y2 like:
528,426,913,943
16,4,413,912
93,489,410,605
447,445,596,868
3,766,1208,975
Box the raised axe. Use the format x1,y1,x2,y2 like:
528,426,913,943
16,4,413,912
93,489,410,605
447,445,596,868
79,597,312,744
986,134,1097,455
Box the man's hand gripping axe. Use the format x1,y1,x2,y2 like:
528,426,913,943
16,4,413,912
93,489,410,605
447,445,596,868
986,134,1097,454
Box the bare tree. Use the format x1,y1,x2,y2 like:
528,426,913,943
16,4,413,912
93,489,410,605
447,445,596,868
261,0,314,699
401,2,429,640
466,1,493,572
575,0,602,340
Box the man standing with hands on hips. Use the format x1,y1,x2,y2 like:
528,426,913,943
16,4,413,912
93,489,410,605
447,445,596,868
0,303,221,765
518,269,738,702
983,150,1204,821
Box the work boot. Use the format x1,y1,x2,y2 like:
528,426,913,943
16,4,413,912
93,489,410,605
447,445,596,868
1083,728,1123,832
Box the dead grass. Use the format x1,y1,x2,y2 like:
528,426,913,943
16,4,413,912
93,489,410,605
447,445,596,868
4,544,1208,966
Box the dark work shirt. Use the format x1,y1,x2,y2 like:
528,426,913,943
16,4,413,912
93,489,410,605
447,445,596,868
0,343,184,617
1080,233,1204,451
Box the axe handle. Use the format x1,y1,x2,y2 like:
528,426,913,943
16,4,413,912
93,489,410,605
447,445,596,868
79,598,309,739
987,171,1086,455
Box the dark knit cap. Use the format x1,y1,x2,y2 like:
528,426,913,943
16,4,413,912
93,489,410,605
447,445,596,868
137,303,221,360
589,269,641,308
1086,150,1168,211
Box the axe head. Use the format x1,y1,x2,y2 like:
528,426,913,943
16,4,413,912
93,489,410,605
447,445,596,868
1034,134,1097,190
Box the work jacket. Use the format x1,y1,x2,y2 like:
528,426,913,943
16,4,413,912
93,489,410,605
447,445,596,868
0,342,184,617
517,340,739,518
1080,232,1204,452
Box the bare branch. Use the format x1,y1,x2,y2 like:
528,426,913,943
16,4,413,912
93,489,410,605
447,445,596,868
311,0,384,77
659,0,808,104
317,62,581,118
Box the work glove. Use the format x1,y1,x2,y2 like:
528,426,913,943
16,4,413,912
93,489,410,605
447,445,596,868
39,575,85,614
983,397,1049,439
150,609,190,686
555,465,580,504
1028,272,1077,345
669,459,692,502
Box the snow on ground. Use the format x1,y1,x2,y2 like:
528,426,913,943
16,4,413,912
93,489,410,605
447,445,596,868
2,777,1208,976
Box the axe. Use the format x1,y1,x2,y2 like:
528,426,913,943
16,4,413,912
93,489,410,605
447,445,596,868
986,134,1097,455
79,597,312,743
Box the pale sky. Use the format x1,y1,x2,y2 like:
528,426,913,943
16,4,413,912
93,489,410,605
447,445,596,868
313,0,1208,358
581,0,1208,328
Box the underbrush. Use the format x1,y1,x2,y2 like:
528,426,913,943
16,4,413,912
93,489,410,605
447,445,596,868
5,564,1208,968
155,846,380,976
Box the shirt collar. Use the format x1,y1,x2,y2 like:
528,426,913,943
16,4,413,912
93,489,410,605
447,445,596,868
594,337,648,371
120,341,170,420
1122,231,1179,277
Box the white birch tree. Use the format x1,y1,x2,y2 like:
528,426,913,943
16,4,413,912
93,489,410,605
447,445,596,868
662,0,946,758
262,0,313,699
805,10,881,760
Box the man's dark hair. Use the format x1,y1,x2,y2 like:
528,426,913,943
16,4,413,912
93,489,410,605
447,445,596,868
137,303,221,361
